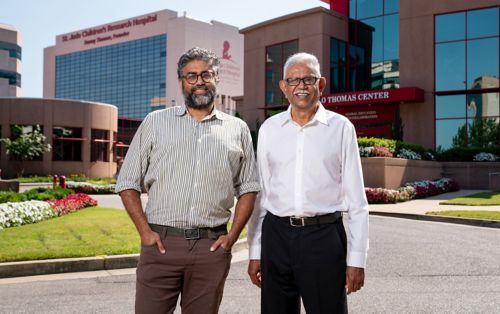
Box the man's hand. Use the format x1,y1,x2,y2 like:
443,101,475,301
248,259,262,288
345,266,364,294
141,230,166,254
210,233,237,252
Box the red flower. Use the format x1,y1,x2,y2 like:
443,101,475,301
47,193,98,216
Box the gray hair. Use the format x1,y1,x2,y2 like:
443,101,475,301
177,47,220,79
283,52,321,79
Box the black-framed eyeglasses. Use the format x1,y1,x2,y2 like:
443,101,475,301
284,76,319,86
182,71,216,84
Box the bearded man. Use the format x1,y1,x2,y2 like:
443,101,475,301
116,47,259,314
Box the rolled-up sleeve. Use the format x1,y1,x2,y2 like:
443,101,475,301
115,114,154,194
234,123,260,197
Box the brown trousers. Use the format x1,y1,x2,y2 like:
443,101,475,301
135,235,232,314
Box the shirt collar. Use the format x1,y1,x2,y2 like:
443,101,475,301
280,103,329,127
175,105,226,121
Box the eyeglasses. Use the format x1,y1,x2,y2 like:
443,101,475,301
182,71,216,84
284,76,319,86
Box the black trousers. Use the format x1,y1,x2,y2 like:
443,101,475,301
261,212,348,314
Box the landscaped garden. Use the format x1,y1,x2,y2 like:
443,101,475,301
0,206,139,262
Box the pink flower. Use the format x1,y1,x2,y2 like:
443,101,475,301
47,193,98,216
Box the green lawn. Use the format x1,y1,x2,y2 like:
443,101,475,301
439,191,500,205
0,207,246,263
16,176,53,183
427,210,500,220
0,207,140,263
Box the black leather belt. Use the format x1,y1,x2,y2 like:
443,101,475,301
271,211,343,227
149,224,227,240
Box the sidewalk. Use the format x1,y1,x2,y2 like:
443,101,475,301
1,189,499,279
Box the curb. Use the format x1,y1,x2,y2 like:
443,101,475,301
370,211,500,228
0,238,248,279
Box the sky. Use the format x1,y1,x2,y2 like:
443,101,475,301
1,0,329,97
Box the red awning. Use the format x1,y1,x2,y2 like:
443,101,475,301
321,87,424,107
258,87,424,110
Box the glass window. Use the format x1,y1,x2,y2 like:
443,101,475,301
0,70,21,87
384,14,399,61
384,0,399,14
436,119,466,150
349,0,356,18
467,7,499,39
468,93,500,118
435,42,466,91
330,38,347,92
91,129,109,162
348,2,399,92
52,127,83,161
467,117,500,147
364,17,383,62
55,34,166,119
435,13,465,42
467,38,499,89
436,95,466,119
265,41,298,107
357,0,383,19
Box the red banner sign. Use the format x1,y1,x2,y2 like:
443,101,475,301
320,87,424,107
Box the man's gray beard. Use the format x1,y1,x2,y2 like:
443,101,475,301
184,88,217,109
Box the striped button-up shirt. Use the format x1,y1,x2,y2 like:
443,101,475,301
115,105,260,228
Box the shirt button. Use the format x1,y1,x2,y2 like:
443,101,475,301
198,138,201,143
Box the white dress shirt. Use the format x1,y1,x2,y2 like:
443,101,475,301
247,103,369,268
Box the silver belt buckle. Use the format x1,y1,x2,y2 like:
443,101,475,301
290,216,305,227
184,228,200,239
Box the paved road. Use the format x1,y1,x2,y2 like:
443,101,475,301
1,216,499,313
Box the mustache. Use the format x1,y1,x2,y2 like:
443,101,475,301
190,86,209,92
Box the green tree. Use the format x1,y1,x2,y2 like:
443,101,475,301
452,118,500,148
0,125,51,177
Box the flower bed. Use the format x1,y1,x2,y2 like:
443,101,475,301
66,182,116,194
364,186,416,204
404,178,459,199
0,201,56,230
47,193,98,216
365,178,459,204
0,194,98,230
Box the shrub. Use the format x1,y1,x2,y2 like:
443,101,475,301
396,148,421,160
437,146,500,161
473,152,499,161
358,137,396,153
365,187,400,204
397,186,416,201
371,146,393,157
67,182,116,194
404,178,459,198
395,141,436,161
0,192,26,204
0,187,73,204
365,178,457,204
359,146,373,157
358,137,437,160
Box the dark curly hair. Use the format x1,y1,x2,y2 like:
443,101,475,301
177,47,220,79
